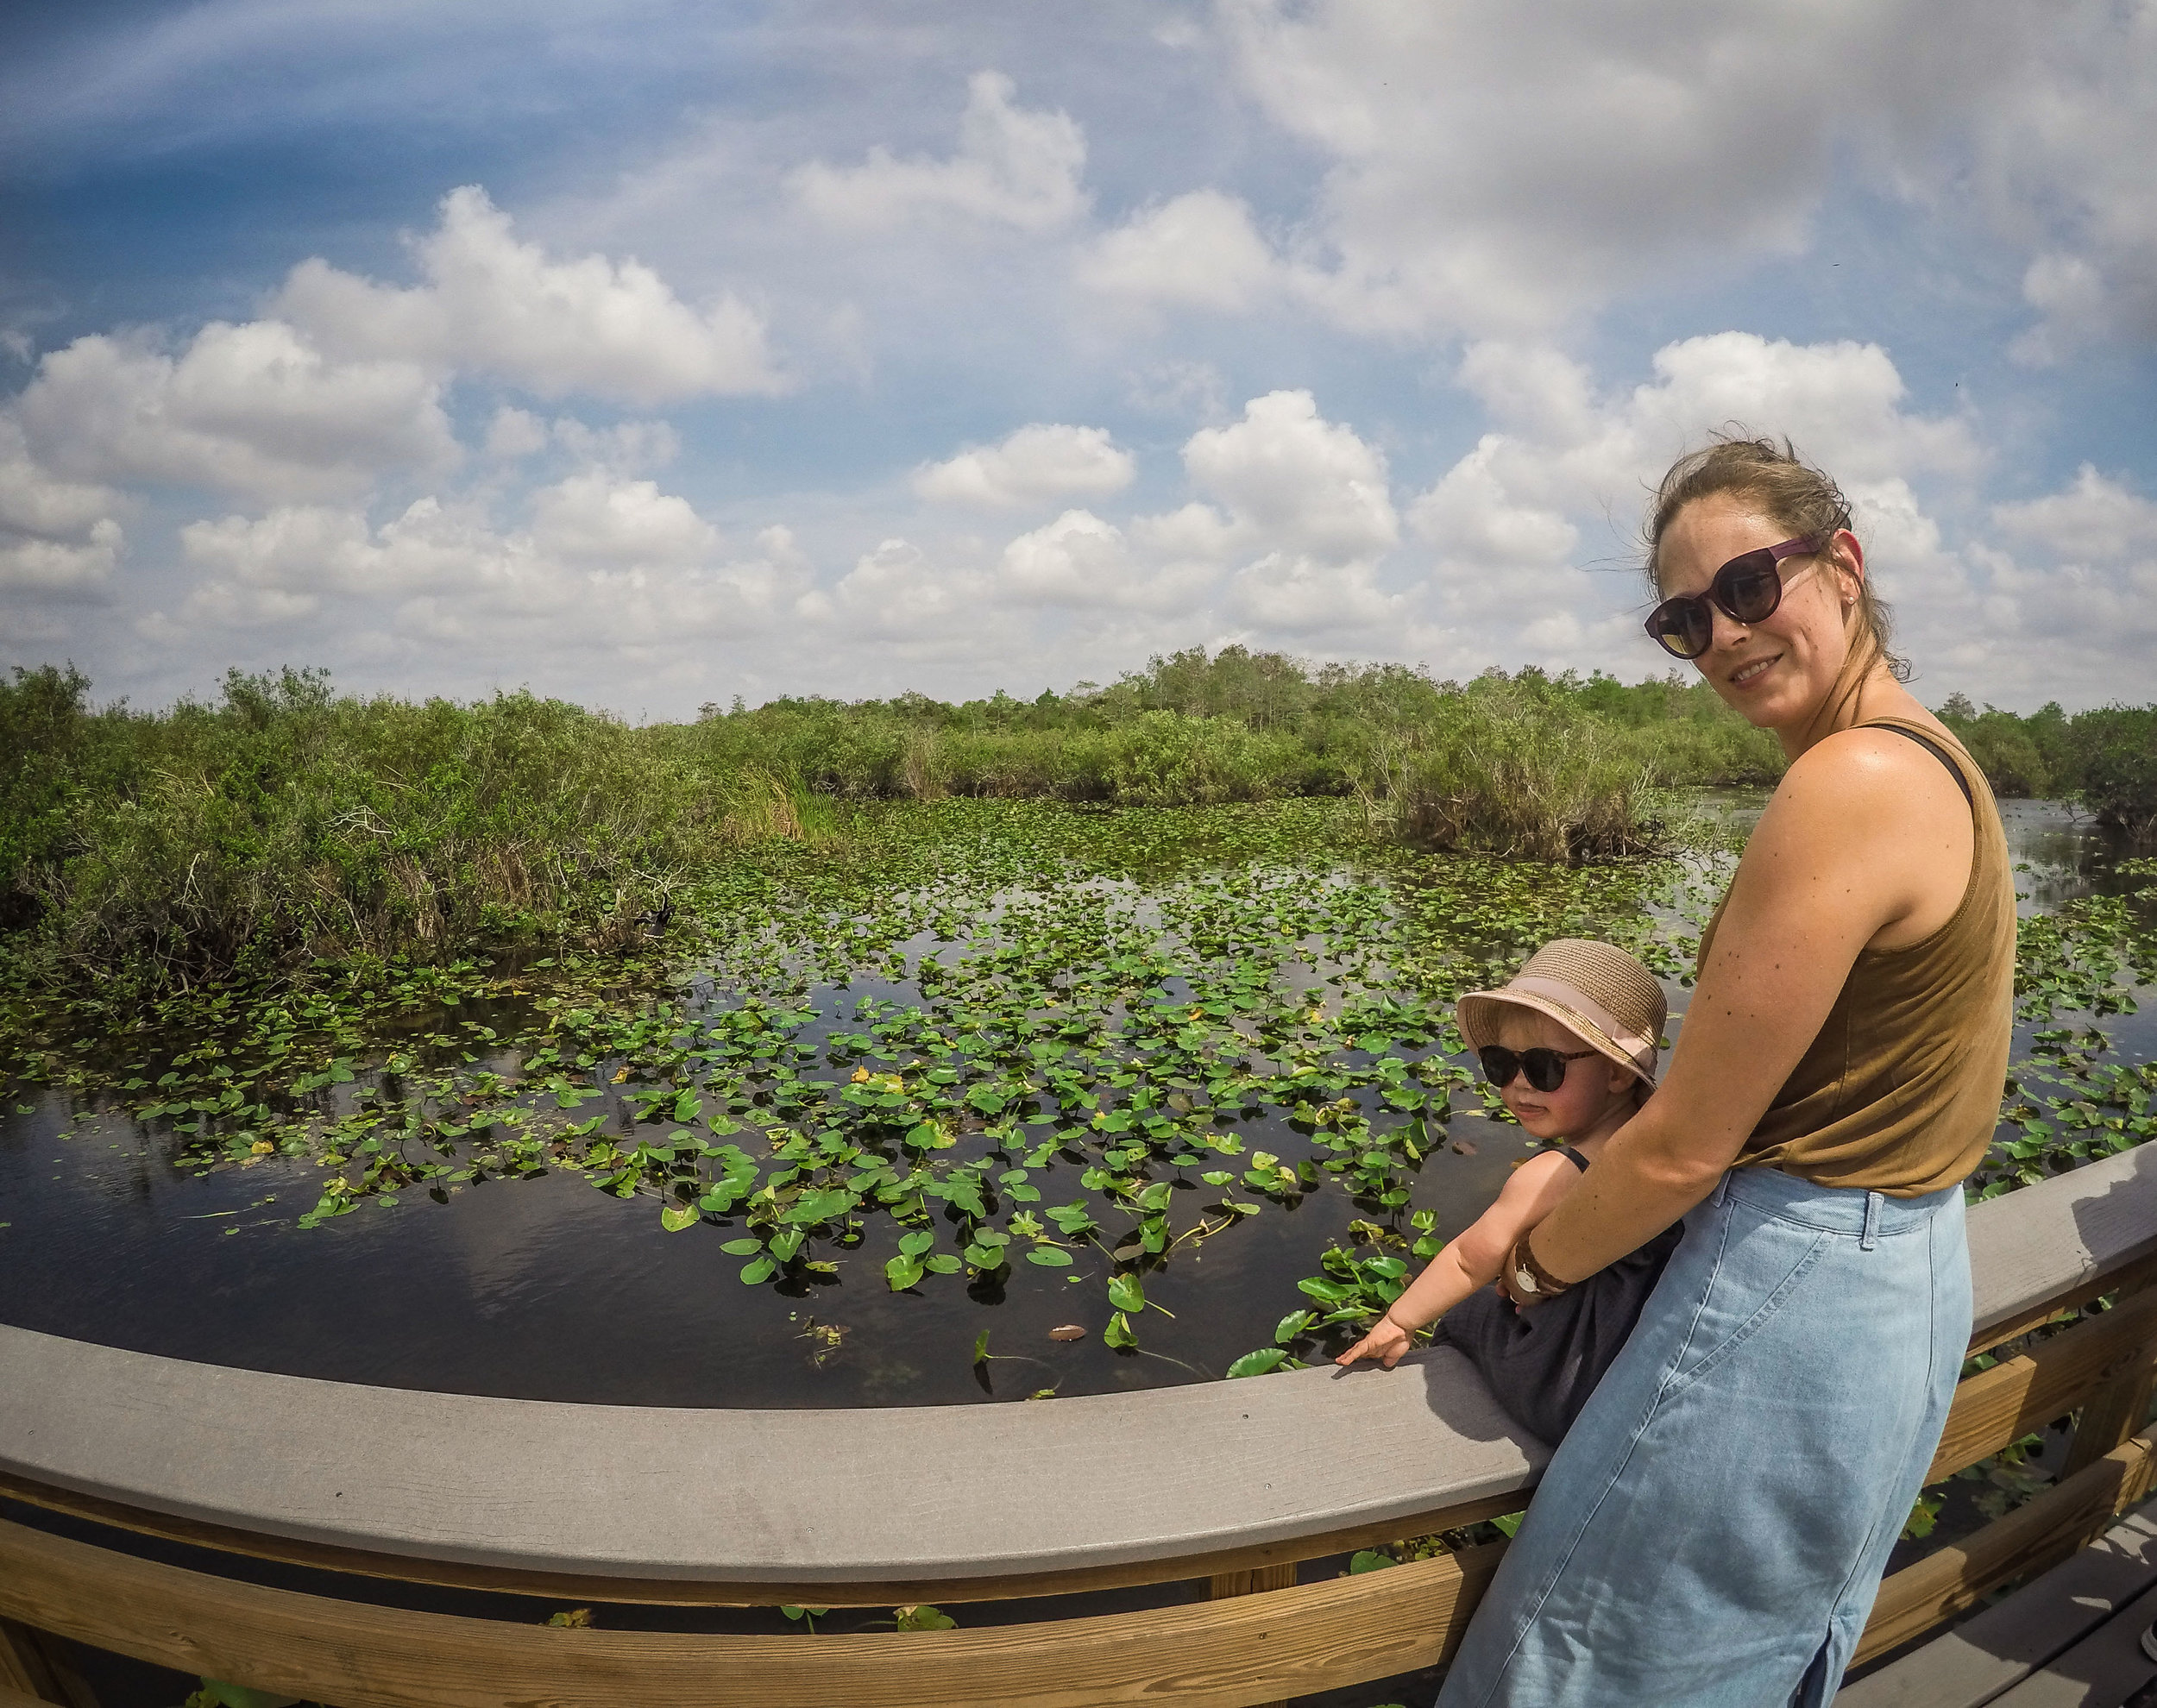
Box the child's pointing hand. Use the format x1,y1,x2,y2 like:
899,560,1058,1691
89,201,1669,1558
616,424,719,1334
1335,1313,1416,1370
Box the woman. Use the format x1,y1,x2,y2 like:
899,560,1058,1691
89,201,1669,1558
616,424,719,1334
1433,437,2016,1707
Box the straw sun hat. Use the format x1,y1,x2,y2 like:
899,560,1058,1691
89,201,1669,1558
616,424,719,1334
1456,939,1668,1089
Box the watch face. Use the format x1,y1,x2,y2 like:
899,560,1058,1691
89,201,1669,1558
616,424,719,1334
1511,1263,1535,1295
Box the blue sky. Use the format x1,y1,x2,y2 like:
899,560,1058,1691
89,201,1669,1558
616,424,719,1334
3,1,2154,716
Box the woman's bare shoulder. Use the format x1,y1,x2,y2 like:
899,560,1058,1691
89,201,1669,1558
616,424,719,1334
1764,725,1965,836
1741,723,1973,945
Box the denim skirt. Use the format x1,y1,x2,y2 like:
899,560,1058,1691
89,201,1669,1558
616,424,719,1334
1435,1165,1971,1708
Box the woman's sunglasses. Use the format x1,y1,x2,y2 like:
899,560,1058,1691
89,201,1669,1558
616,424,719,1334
1643,535,1823,660
1478,1044,1600,1093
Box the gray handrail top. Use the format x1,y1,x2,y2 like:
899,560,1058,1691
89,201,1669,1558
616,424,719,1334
2,1140,2149,1586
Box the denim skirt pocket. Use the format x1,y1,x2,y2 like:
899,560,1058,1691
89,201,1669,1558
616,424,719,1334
1653,1205,1831,1405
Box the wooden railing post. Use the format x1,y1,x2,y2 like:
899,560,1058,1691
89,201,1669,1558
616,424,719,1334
1207,1565,1299,1708
2060,1277,2157,1481
0,1619,92,1708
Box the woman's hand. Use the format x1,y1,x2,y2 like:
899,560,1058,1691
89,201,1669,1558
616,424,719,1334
1335,1314,1417,1370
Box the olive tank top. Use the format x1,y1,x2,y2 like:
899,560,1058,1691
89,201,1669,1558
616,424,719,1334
1694,717,2016,1197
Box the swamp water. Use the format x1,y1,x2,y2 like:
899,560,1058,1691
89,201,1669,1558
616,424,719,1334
2,796,2151,1411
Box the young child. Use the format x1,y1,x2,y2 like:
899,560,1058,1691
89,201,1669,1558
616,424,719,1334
1335,938,1679,1446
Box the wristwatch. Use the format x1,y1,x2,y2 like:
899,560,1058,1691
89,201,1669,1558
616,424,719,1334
1508,1234,1573,1300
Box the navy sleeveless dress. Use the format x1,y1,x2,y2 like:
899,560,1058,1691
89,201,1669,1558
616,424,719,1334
1431,1146,1682,1447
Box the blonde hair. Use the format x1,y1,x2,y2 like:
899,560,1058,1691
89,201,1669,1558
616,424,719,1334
1644,434,1909,683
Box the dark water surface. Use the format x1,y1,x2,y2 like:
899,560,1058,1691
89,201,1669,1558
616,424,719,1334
2,797,2146,1408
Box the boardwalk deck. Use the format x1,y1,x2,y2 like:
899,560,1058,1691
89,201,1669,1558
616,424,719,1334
1841,1495,2157,1708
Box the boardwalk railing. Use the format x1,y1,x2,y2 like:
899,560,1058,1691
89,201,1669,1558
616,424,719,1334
3,1127,2154,1708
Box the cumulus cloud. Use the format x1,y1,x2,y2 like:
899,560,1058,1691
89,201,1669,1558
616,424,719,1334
830,537,1015,653
1084,2,2013,338
1183,392,1406,633
1993,464,2157,563
1943,467,2157,695
1403,333,1985,675
1081,190,1281,311
997,508,1222,614
0,420,124,600
16,319,455,502
1971,9,2157,360
528,471,716,564
789,71,1088,235
274,185,785,404
1184,390,1398,563
913,424,1134,508
167,471,808,650
978,391,1404,634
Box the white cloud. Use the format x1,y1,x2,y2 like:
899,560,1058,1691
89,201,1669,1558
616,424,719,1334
1402,333,1987,675
483,406,549,461
1993,465,2157,564
1969,9,2157,360
1926,467,2157,697
833,537,1007,646
1160,3,2022,338
961,392,1406,635
1081,190,1280,311
274,185,784,404
789,71,1088,235
997,507,1220,613
0,524,123,599
546,416,680,474
1184,389,1397,562
0,420,125,599
528,471,716,564
998,509,1134,604
1387,331,2156,700
167,472,806,653
914,423,1135,508
1418,333,1983,557
16,320,455,502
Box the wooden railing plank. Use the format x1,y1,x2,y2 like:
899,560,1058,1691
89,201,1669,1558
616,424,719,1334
1927,1288,2157,1485
1968,1145,2157,1345
0,1516,1501,1708
0,1470,1523,1606
1857,1433,2156,1666
0,1318,1544,1592
1971,1249,2157,1359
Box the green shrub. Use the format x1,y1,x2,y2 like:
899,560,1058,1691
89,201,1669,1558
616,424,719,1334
2072,706,2157,837
1350,684,1663,863
5,669,790,1001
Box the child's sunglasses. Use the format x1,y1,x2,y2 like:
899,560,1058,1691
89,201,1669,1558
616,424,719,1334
1478,1044,1600,1093
1642,535,1823,660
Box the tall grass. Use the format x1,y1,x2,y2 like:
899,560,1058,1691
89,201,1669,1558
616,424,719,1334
0,668,806,1002
1347,682,1663,862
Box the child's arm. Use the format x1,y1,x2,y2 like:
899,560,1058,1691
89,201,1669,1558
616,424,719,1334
1336,1152,1582,1370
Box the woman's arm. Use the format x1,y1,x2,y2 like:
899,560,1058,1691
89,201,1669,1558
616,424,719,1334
1336,1152,1578,1369
1511,729,1973,1294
